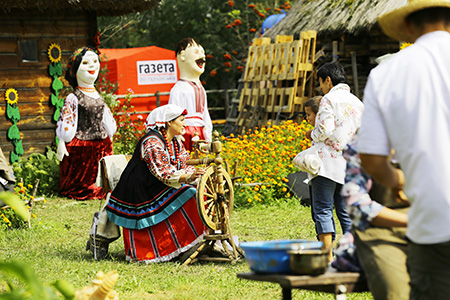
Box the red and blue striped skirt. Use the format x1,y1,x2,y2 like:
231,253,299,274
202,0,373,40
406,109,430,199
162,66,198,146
122,196,205,263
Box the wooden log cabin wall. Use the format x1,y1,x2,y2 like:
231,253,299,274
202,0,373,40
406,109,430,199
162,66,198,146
0,9,96,160
0,0,160,162
316,26,400,99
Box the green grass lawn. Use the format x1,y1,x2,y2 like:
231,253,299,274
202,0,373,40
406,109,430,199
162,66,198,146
0,197,372,299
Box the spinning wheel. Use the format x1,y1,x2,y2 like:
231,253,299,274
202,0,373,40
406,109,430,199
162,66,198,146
197,166,234,231
182,131,244,265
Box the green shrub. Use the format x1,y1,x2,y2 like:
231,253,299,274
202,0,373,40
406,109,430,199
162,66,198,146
12,146,59,197
102,89,145,155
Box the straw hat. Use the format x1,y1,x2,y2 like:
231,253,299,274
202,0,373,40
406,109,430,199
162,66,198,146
378,0,450,42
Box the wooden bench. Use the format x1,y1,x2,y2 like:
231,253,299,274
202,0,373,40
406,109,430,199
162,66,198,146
237,268,368,300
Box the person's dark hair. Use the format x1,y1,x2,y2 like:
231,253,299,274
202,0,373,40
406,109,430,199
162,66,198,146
317,61,346,86
406,7,450,30
304,96,322,114
65,47,98,89
175,38,200,56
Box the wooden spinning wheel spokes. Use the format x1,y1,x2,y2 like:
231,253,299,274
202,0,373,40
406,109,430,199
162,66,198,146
196,166,234,231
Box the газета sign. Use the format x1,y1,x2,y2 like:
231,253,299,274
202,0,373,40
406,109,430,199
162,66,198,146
137,59,177,85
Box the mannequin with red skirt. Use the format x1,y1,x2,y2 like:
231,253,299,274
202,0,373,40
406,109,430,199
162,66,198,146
56,47,116,200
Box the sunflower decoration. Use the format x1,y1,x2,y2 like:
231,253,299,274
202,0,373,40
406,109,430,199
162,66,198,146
4,88,22,163
47,43,64,121
48,43,62,63
5,88,18,106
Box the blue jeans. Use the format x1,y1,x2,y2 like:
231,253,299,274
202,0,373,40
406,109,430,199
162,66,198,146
310,176,351,240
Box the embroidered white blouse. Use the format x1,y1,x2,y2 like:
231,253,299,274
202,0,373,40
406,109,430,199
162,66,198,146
56,91,116,143
141,134,196,189
309,83,364,184
169,80,212,142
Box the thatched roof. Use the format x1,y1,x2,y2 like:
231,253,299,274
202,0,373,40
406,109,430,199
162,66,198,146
1,0,161,16
264,0,405,38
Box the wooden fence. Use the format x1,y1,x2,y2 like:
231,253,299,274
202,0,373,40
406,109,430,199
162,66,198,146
230,32,317,135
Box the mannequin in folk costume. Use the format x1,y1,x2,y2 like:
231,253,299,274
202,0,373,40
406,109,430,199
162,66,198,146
56,47,117,200
166,38,212,151
106,104,207,263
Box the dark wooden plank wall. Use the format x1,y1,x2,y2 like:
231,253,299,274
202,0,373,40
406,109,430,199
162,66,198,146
318,26,400,99
0,9,96,159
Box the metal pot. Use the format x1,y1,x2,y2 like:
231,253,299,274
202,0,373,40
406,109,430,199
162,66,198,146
287,248,329,275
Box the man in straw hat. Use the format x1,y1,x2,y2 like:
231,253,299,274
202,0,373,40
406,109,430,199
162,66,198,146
357,0,450,299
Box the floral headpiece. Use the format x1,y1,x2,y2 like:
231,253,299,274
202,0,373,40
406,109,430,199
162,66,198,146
65,47,98,89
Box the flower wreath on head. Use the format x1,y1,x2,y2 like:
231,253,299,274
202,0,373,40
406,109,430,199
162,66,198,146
65,47,99,82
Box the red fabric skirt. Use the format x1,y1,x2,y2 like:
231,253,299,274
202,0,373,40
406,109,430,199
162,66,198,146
59,137,113,200
182,126,206,152
123,196,205,263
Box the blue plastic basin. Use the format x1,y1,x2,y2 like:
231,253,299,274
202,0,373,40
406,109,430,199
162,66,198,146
240,240,323,274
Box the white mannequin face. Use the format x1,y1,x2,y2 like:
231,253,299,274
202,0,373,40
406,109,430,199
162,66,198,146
76,51,100,87
178,42,206,79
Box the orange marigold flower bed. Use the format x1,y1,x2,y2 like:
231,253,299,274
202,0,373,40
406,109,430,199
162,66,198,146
221,120,313,206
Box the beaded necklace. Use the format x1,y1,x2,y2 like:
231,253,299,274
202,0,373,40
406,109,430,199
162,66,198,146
77,86,96,93
160,128,180,166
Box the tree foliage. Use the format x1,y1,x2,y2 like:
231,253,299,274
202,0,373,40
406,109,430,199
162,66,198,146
98,0,292,105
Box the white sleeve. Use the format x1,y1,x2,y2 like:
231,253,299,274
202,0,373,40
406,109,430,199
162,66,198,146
203,101,213,142
56,93,78,143
169,83,196,116
311,96,335,142
102,105,117,137
169,84,183,107
357,78,391,156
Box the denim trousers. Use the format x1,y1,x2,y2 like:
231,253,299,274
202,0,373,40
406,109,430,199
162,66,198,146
310,175,352,240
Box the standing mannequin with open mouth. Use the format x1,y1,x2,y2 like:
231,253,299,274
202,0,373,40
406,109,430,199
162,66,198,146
165,38,212,151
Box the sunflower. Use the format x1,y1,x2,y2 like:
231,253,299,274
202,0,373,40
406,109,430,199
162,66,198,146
48,43,62,63
400,42,413,51
5,88,18,105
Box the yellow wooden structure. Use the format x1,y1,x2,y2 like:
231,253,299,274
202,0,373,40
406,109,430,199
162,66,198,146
234,31,317,134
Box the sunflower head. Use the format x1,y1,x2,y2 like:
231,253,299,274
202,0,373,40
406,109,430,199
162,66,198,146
5,88,18,105
400,42,413,51
48,43,62,63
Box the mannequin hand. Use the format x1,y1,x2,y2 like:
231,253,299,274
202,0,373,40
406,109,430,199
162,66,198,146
56,141,69,161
